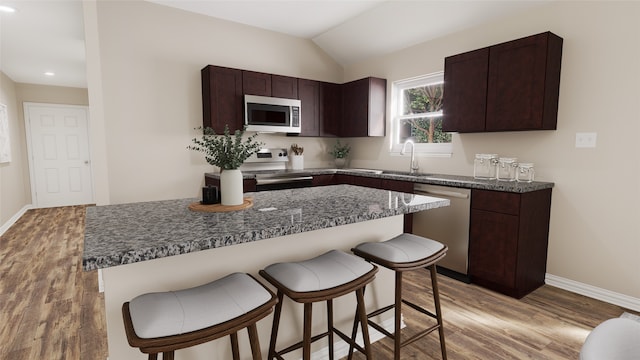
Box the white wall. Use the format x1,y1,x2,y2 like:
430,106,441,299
87,0,343,205
343,1,640,300
0,72,30,227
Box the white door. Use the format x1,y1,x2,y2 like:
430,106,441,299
25,103,94,208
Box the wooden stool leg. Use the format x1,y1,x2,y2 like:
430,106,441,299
268,291,285,360
356,287,373,359
303,302,313,360
230,332,240,360
394,271,403,360
149,354,158,360
247,323,262,360
327,299,334,360
430,265,447,360
162,351,174,360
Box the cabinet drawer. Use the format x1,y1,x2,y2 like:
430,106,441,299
471,189,520,215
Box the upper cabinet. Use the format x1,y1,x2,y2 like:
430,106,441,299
341,77,386,137
243,71,298,99
201,65,243,133
298,79,321,136
443,32,563,133
201,65,386,137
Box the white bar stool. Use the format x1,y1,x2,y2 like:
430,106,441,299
259,249,378,360
122,272,278,360
351,233,448,360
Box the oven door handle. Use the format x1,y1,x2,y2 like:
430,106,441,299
255,176,314,185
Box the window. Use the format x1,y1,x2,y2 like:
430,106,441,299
391,72,452,156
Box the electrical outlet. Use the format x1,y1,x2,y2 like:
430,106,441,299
575,132,597,148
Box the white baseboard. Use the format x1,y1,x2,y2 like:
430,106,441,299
546,273,640,312
0,204,32,237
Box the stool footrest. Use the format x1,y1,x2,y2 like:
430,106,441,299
401,323,441,347
402,299,437,320
275,331,330,356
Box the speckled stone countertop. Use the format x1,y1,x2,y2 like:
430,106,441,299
83,184,449,271
205,168,554,193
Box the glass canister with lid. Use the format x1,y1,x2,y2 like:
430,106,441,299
474,154,498,179
516,163,535,183
497,157,518,181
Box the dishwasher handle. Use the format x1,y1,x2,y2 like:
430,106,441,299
414,188,469,199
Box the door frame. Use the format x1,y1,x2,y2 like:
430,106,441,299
23,102,95,208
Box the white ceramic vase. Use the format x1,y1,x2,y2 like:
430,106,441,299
334,158,347,169
220,169,244,206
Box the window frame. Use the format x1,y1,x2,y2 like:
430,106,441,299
390,72,452,157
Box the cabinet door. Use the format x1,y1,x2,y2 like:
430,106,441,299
311,174,335,186
242,71,271,96
442,48,489,133
272,75,298,99
486,32,562,131
320,82,341,137
298,79,320,137
204,176,256,192
201,66,243,132
469,209,519,289
341,77,386,137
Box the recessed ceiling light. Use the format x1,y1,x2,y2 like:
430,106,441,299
0,5,16,13
44,72,55,77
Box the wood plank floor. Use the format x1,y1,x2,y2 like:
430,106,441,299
0,206,636,359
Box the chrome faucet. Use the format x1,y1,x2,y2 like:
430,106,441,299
400,139,419,174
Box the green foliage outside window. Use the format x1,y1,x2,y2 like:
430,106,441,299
400,83,451,144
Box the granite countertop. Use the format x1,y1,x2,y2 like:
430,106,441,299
83,184,449,271
205,168,554,193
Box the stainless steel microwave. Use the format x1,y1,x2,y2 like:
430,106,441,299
244,95,301,133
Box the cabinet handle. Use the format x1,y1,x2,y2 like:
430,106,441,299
414,189,469,199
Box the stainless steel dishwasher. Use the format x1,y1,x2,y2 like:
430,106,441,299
412,183,471,282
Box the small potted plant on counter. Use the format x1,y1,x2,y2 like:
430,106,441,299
188,125,263,206
329,139,350,169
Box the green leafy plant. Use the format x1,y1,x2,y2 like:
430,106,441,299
329,140,350,159
188,125,264,170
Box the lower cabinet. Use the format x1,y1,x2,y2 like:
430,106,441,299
311,174,335,187
468,188,552,298
205,176,257,192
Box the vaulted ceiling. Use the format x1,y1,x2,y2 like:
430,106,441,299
0,0,550,88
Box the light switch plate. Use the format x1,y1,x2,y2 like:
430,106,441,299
575,132,597,148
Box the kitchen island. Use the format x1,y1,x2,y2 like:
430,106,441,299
83,185,449,359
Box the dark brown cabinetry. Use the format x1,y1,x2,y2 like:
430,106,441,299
311,174,335,187
443,32,563,133
243,71,298,99
341,77,386,137
298,79,321,136
205,176,257,193
297,79,344,137
320,82,342,137
442,48,489,133
468,188,552,298
202,65,385,137
201,65,244,133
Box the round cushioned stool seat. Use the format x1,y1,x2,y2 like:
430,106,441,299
354,233,446,265
580,318,640,360
129,272,273,339
262,249,375,293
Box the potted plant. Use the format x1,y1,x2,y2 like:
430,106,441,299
329,139,350,169
189,125,263,205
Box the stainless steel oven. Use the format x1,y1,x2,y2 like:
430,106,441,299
254,174,313,191
242,148,314,190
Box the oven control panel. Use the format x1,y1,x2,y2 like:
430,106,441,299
246,148,289,163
